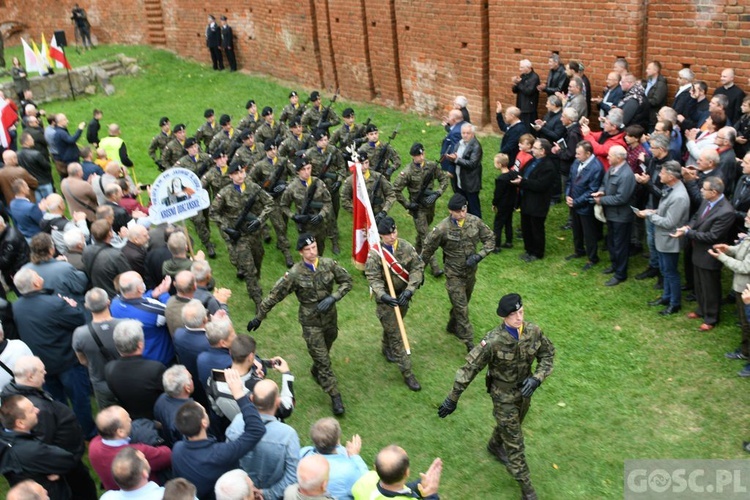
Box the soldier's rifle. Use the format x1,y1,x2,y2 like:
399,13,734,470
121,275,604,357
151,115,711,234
223,190,260,244
316,88,340,130
409,164,436,217
261,159,288,198
295,180,320,232
372,124,401,176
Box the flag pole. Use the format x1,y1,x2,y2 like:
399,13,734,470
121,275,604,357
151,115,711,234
60,45,76,101
380,254,411,355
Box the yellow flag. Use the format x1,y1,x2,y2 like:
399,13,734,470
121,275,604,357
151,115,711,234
41,33,52,69
30,39,48,76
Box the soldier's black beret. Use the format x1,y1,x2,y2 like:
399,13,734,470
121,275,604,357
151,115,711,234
447,193,468,211
219,114,232,126
410,142,424,156
289,117,302,127
159,117,170,127
377,216,397,235
263,139,277,151
497,293,523,317
342,108,354,118
297,233,316,250
310,91,321,101
204,108,215,119
227,161,244,175
294,155,311,171
220,15,227,21
313,129,328,141
261,106,273,117
173,123,186,133
245,100,256,109
240,129,253,141
358,151,368,162
289,91,298,98
365,124,378,134
184,137,197,149
211,149,226,160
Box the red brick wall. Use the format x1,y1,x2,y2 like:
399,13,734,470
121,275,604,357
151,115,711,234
5,0,750,126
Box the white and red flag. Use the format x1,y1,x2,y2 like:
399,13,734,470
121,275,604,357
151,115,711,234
49,34,72,69
0,99,19,149
351,158,381,270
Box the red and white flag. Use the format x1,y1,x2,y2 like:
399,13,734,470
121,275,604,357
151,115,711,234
351,159,381,269
0,99,19,149
49,34,71,69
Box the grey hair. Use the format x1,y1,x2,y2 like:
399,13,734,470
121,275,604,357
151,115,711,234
63,227,85,250
205,318,233,346
678,68,695,82
162,365,192,397
13,268,39,295
181,299,207,329
563,108,579,122
191,260,212,282
84,287,110,313
215,469,252,500
547,95,562,108
649,133,671,151
704,176,725,194
607,108,624,128
113,320,144,355
454,95,468,108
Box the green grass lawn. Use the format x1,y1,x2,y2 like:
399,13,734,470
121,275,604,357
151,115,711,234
4,45,749,499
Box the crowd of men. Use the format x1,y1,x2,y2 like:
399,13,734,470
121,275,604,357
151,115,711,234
0,51,748,499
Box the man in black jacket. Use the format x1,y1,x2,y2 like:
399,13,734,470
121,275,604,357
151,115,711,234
444,123,483,218
538,54,568,97
0,217,29,296
512,60,541,126
205,15,223,71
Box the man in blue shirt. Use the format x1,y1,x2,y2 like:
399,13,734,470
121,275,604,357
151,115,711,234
8,179,43,241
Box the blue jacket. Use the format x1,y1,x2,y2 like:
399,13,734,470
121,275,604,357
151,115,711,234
566,157,604,216
9,197,43,239
440,120,464,175
53,126,83,163
299,445,369,500
110,292,175,365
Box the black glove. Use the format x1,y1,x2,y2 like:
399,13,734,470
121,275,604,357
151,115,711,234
520,377,540,398
384,167,394,177
309,214,323,226
397,289,413,307
330,181,342,192
437,398,457,418
465,253,483,268
380,294,399,308
316,296,337,313
245,219,262,233
424,192,440,205
292,214,310,224
375,211,387,223
247,317,262,331
155,160,164,171
406,202,419,211
272,183,287,195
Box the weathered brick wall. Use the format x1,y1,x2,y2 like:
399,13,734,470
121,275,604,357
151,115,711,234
5,0,750,126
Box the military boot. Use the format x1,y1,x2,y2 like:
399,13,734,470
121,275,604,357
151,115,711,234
446,317,457,335
382,346,397,363
310,366,321,386
331,237,341,255
466,341,475,352
520,481,537,500
331,394,345,415
404,375,421,392
206,242,217,259
487,440,509,465
283,251,294,268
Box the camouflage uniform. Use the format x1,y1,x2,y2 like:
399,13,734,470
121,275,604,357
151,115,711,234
279,103,306,124
175,152,214,247
210,180,274,307
148,131,171,168
358,141,402,181
340,170,396,215
301,105,341,133
237,113,260,135
278,132,312,162
330,123,367,151
447,322,555,493
249,156,295,262
364,239,424,379
393,160,450,274
305,146,346,248
195,121,220,151
281,177,332,256
421,214,495,348
256,258,352,397
254,121,286,148
208,129,238,156
232,144,264,168
201,164,232,199
161,138,187,169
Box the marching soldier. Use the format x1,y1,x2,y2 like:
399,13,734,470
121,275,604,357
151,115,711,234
330,107,367,153
364,216,424,391
305,129,346,254
254,106,286,148
148,116,171,171
438,293,555,500
201,149,232,200
195,108,220,151
393,143,450,276
232,130,265,168
281,155,333,256
237,99,261,135
340,151,396,219
279,91,306,125
357,124,401,181
210,162,273,310
421,193,495,352
208,114,236,155
301,91,340,133
247,233,352,415
161,123,188,170
277,118,311,161
174,137,216,257
249,139,296,267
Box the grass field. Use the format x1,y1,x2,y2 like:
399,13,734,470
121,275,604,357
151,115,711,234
4,44,749,499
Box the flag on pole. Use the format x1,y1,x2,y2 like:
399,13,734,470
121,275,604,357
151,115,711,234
30,39,48,76
21,38,40,74
0,99,19,149
49,34,71,69
351,158,381,269
41,34,50,68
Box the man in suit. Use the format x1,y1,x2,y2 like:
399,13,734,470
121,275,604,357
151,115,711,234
511,138,556,261
496,102,528,167
671,176,735,330
645,61,668,131
592,72,624,119
61,163,99,223
512,59,540,126
672,68,696,120
565,141,604,269
444,123,483,218
593,146,636,286
440,109,464,179
206,15,223,70
220,16,237,72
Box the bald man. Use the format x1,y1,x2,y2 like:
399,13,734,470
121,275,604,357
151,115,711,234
496,102,529,166
714,68,746,124
440,108,465,176
60,162,98,223
351,445,442,499
99,123,133,168
284,454,334,499
40,192,90,254
17,132,54,201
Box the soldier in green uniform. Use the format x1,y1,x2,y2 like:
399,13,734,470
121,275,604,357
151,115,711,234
148,116,171,171
232,130,265,168
330,108,367,154
161,123,187,170
247,233,352,415
237,99,261,135
357,124,402,181
200,150,233,201
364,217,424,391
301,91,340,133
281,155,333,256
195,108,220,152
254,106,286,148
305,130,346,254
174,137,216,257
279,90,306,125
208,114,237,156
210,162,274,310
249,139,295,267
438,293,555,500
393,143,451,276
340,151,396,220
277,118,311,162
421,193,495,351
